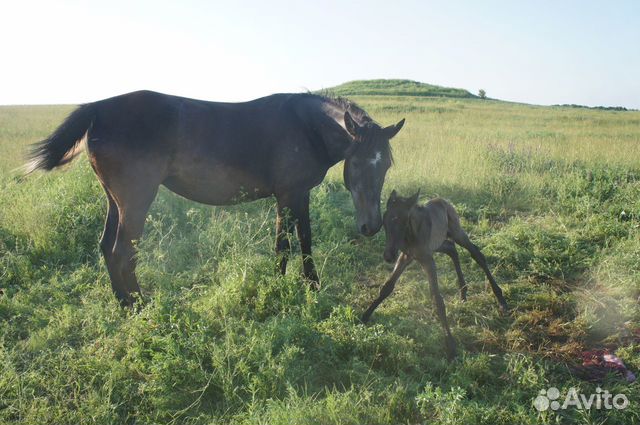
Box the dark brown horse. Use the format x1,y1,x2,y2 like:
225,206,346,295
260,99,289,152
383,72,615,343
27,90,405,306
361,191,508,359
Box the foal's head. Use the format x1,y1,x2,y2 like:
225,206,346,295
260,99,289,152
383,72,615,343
343,111,405,237
383,189,420,263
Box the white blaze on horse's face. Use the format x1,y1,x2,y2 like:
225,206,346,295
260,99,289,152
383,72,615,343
344,148,392,237
369,151,382,167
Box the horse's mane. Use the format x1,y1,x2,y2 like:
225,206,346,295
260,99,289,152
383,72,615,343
303,92,373,125
292,92,393,164
317,93,395,162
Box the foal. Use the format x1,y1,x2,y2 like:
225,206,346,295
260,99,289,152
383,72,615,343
361,190,508,359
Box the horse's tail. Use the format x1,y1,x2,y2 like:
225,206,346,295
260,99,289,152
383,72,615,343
24,103,97,174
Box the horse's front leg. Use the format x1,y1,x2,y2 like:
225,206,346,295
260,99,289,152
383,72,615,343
275,191,319,289
294,191,320,289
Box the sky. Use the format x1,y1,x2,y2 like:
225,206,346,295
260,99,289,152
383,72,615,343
1,0,639,108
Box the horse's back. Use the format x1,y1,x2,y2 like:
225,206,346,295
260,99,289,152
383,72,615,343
87,91,332,205
89,91,319,155
89,91,185,153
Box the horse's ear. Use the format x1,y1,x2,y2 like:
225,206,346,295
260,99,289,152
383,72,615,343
344,111,360,138
384,118,405,139
409,189,420,206
389,189,398,202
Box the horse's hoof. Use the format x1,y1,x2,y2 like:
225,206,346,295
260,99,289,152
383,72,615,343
304,270,320,291
446,347,457,361
445,338,457,361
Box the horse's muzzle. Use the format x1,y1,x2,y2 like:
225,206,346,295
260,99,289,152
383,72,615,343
360,223,380,237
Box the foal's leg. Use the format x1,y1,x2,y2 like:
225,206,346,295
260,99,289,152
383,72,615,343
361,253,412,323
449,228,508,313
417,254,457,360
435,240,468,301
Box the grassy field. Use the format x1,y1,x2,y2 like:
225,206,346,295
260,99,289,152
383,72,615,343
320,79,476,98
1,91,639,424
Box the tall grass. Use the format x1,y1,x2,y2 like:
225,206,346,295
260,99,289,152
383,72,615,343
1,96,639,424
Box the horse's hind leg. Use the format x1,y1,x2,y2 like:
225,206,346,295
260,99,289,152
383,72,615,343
98,187,128,301
436,240,467,301
449,226,508,313
110,185,158,307
88,133,167,307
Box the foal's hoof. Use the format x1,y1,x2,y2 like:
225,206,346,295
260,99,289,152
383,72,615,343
498,302,509,316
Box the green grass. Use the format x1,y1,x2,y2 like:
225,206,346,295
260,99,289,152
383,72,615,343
1,92,639,424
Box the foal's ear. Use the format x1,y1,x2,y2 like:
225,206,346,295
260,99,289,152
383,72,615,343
409,189,420,206
344,111,360,138
389,189,398,202
384,118,405,139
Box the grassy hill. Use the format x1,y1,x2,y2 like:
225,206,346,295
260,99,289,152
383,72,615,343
320,79,477,98
1,96,639,424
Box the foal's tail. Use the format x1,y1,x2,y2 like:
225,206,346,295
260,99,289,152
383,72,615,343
24,103,97,174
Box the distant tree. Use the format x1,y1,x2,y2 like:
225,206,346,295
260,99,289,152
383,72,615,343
478,89,486,99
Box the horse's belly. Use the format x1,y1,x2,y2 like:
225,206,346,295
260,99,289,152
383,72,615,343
162,166,272,205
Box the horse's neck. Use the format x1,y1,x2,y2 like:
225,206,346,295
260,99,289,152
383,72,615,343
320,104,355,165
